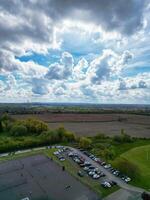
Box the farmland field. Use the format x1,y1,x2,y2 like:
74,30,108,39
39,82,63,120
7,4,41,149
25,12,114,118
11,113,150,138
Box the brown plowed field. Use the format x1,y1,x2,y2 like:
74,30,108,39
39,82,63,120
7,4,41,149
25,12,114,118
11,113,150,138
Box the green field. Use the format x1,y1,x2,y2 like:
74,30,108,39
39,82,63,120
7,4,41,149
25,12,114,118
114,145,150,190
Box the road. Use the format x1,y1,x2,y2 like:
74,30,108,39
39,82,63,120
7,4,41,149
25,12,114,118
70,147,147,194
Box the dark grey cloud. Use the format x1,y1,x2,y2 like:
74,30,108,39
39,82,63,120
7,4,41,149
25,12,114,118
0,0,147,73
0,0,147,49
48,0,147,35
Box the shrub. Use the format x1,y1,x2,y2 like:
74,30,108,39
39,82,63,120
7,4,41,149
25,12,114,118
22,118,48,135
0,113,14,132
95,133,108,139
79,137,92,149
10,124,28,136
57,126,66,141
64,131,76,142
113,130,133,143
0,120,3,132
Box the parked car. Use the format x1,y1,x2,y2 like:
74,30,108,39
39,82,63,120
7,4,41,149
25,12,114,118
88,171,95,176
89,166,95,169
78,171,84,177
99,172,106,177
80,163,86,167
89,154,95,159
59,157,65,161
101,181,111,188
125,177,131,182
83,166,90,171
53,151,59,155
101,162,106,166
68,152,74,157
109,180,117,186
96,159,103,165
104,164,111,169
92,174,100,179
84,161,91,166
83,151,90,156
113,170,120,176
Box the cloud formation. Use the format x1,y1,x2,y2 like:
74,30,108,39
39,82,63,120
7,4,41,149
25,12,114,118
45,52,73,80
0,0,149,103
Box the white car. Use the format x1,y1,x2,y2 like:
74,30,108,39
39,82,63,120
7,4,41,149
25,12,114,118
84,161,90,165
93,174,100,179
83,166,89,171
56,145,63,149
53,151,59,155
60,157,65,161
125,177,131,182
88,171,95,176
68,152,74,157
93,157,98,162
58,149,63,153
104,164,111,169
103,181,111,188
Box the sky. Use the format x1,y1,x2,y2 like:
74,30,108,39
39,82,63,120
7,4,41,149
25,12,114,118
0,0,150,104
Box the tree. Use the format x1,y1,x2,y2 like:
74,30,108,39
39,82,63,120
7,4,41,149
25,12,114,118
0,113,14,132
0,119,3,132
95,133,107,139
64,131,75,142
79,137,92,149
23,118,48,135
57,126,66,141
10,124,27,136
113,130,133,143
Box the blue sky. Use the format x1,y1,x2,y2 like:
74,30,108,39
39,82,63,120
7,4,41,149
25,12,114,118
0,0,150,104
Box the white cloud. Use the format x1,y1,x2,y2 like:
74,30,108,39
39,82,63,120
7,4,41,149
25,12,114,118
46,51,74,80
73,58,88,80
0,0,149,103
86,49,133,84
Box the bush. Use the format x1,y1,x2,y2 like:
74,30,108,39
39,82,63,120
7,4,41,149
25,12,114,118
10,124,28,136
57,126,66,141
95,133,108,139
0,113,14,132
113,135,123,143
0,120,3,132
22,118,48,135
113,130,133,143
64,131,76,142
79,137,92,149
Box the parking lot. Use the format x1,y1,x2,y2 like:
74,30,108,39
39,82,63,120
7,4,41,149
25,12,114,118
52,146,146,195
0,154,100,200
53,147,130,188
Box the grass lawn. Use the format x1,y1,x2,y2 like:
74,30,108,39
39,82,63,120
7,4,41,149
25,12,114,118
114,144,150,191
112,140,150,158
